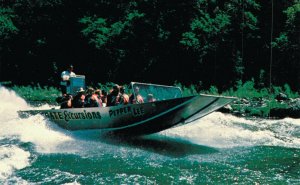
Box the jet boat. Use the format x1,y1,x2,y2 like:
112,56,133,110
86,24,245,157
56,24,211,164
19,82,235,135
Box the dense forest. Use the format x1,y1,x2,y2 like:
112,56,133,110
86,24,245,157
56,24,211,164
0,0,299,91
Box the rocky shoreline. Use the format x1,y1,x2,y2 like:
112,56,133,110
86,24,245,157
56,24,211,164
219,93,300,119
269,99,300,119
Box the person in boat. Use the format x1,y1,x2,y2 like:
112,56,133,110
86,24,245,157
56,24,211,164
60,94,73,109
95,89,101,97
72,87,85,108
85,87,101,107
119,86,129,105
146,93,156,102
107,84,121,106
60,64,76,95
101,89,108,106
129,86,144,104
95,89,103,107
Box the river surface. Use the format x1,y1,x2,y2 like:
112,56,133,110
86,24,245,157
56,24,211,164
0,86,300,184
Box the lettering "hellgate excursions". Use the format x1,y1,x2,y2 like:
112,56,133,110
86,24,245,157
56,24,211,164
45,110,101,122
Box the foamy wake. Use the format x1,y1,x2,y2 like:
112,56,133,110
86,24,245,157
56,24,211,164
164,112,300,148
0,145,30,179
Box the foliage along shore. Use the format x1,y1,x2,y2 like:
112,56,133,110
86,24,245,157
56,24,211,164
1,1,300,91
5,80,300,119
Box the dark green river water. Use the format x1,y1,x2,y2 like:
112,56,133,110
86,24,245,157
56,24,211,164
1,87,299,184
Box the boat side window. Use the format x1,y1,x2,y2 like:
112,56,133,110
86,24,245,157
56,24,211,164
130,82,182,103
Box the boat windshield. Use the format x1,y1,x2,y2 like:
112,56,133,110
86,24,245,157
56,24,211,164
131,82,182,103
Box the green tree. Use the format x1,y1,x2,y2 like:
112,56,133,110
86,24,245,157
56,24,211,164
272,1,300,90
80,7,145,80
180,10,230,56
80,10,144,49
273,1,300,52
180,0,260,88
0,7,18,81
0,7,18,40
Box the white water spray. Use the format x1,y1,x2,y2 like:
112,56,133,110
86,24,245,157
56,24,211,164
0,87,73,152
164,112,300,148
0,87,74,180
0,145,30,179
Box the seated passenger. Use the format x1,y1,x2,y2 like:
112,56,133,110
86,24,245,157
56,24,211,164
147,94,156,102
60,94,73,109
95,89,102,98
101,90,108,107
85,87,102,107
107,84,121,106
95,89,103,107
119,86,129,105
72,87,85,108
129,86,144,104
85,87,93,99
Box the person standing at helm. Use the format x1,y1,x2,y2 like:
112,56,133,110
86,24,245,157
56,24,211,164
60,65,76,95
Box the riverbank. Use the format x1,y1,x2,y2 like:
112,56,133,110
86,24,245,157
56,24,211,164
4,80,300,119
177,80,300,119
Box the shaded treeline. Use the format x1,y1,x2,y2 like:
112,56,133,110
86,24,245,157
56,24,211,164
0,0,299,90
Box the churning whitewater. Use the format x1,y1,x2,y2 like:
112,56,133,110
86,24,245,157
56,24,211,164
0,86,299,184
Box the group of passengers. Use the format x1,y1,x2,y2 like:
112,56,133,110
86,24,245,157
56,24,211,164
58,84,150,109
71,87,103,108
58,87,102,109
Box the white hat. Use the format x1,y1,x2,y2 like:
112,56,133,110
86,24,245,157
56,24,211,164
77,87,85,93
